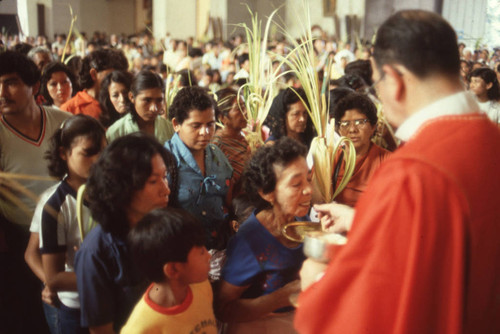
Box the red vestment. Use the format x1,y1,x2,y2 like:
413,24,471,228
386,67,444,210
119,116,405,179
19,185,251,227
335,143,391,207
61,90,102,119
295,114,500,334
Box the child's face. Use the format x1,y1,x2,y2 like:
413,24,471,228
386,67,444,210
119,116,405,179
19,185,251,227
178,246,211,284
64,136,105,184
469,76,490,99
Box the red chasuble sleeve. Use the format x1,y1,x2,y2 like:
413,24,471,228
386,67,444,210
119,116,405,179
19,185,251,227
295,158,470,334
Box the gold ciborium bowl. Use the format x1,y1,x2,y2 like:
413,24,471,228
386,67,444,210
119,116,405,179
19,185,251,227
282,221,322,243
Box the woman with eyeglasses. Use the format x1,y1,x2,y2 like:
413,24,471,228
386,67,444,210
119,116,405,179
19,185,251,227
331,91,391,207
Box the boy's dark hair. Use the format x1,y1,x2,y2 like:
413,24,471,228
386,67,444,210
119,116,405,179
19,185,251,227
0,51,40,86
333,92,378,127
373,10,460,79
87,133,179,237
128,208,205,282
79,49,128,89
45,115,106,178
168,86,215,124
243,137,307,210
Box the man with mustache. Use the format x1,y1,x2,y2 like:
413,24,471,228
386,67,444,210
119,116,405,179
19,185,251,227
0,50,71,333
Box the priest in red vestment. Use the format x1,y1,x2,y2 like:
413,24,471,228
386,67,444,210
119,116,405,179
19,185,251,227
295,10,500,334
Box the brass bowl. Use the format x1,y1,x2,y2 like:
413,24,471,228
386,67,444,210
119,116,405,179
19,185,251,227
282,221,322,243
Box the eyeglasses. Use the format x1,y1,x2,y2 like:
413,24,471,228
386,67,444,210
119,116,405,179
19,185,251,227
365,72,386,95
337,118,370,131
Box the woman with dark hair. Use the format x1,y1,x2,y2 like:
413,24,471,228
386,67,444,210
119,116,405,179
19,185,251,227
39,62,76,109
264,87,315,148
74,133,178,333
469,67,500,125
106,70,174,143
166,86,232,249
331,92,391,206
98,70,133,128
212,88,250,196
215,137,311,333
61,49,128,119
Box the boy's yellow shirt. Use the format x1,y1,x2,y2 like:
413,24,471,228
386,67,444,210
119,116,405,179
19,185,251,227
121,280,217,334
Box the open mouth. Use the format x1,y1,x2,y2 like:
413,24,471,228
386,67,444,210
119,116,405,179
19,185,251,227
299,201,311,208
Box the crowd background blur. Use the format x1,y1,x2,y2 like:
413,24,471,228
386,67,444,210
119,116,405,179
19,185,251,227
1,25,499,115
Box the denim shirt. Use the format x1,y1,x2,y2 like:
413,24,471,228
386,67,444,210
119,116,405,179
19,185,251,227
165,133,233,248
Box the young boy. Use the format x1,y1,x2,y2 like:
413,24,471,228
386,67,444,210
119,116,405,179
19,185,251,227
122,208,216,334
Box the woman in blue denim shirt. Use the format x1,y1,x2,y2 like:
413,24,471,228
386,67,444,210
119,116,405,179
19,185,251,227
165,86,233,249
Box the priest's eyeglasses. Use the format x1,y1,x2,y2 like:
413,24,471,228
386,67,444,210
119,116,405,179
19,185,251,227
337,119,370,131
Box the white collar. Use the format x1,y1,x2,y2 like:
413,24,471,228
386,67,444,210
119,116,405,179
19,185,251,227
395,91,479,142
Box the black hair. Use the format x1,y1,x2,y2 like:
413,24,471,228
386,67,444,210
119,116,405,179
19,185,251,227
373,10,460,79
238,53,249,66
331,74,367,91
470,67,500,100
176,69,198,87
264,87,315,147
39,62,77,106
189,48,203,58
98,70,133,127
45,115,106,178
232,193,255,224
212,69,222,85
333,92,378,126
344,60,373,86
86,133,179,237
214,87,238,121
243,137,307,210
128,70,165,123
79,49,128,89
65,55,83,89
13,43,33,55
328,87,355,119
0,51,40,86
128,208,205,282
168,86,215,124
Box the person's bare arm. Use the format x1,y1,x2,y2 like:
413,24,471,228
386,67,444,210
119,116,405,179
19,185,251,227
24,232,59,306
215,279,299,323
24,232,45,282
42,252,77,292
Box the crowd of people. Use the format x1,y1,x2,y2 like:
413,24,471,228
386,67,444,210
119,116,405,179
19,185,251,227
1,8,499,334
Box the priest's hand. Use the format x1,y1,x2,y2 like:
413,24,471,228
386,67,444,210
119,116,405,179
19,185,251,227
314,202,355,233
